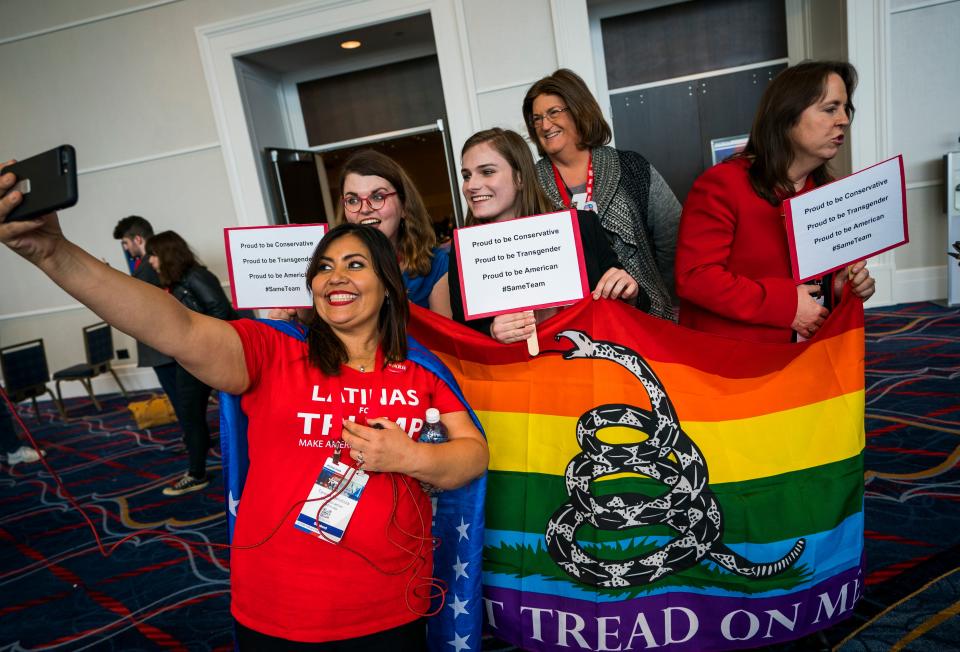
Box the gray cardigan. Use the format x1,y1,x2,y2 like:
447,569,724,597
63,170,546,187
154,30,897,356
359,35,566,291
535,146,680,320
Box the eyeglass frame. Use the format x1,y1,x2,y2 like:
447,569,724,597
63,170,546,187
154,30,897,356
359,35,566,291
529,106,570,128
341,191,398,213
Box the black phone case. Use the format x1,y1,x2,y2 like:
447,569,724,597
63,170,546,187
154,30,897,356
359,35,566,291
2,145,78,222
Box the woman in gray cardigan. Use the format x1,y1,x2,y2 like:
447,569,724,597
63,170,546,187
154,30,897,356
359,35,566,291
523,69,680,320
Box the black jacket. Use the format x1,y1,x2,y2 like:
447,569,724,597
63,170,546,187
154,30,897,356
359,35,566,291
132,260,174,368
171,266,238,321
449,210,650,335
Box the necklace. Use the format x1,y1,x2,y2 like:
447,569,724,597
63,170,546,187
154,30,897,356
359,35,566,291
351,358,374,373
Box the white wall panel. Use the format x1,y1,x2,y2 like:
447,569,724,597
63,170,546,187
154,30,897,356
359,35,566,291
461,0,557,92
476,85,536,138
0,147,236,316
890,0,960,183
0,0,162,42
896,185,949,271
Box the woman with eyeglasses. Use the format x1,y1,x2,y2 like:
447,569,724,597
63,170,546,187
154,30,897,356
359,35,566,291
522,69,680,321
337,150,452,318
449,128,648,343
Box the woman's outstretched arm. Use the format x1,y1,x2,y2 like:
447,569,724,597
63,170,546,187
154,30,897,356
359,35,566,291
0,168,249,394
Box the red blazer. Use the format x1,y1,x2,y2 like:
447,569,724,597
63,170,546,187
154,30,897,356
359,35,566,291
675,158,815,343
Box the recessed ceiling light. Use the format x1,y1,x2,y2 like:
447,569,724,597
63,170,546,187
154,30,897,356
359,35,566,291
340,40,362,50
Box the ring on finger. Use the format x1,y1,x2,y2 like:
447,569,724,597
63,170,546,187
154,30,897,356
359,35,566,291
357,450,365,467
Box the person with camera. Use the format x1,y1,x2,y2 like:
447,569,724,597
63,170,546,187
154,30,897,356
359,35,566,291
0,168,487,648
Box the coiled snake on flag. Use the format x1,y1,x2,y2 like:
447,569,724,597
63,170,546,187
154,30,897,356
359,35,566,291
544,331,806,588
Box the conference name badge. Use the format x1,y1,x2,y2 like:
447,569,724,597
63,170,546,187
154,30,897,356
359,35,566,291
293,458,368,543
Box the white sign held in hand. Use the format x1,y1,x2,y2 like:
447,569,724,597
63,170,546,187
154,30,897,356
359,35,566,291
785,155,908,282
224,223,327,310
454,210,588,320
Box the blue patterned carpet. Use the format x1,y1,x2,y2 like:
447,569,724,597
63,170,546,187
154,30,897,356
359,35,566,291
1,301,957,651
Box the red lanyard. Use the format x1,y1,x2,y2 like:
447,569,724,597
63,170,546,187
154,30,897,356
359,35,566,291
552,153,594,209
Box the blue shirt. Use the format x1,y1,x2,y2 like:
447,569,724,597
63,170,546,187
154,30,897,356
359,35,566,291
403,247,449,308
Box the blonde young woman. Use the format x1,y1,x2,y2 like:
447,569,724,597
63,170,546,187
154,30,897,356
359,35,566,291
448,128,648,343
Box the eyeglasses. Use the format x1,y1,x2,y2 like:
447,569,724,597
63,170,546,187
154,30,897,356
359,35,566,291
342,191,397,213
530,106,570,128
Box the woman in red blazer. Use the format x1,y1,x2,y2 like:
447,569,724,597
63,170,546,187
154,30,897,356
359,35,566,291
675,61,876,343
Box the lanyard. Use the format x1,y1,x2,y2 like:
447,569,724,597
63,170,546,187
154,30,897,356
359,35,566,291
552,153,594,209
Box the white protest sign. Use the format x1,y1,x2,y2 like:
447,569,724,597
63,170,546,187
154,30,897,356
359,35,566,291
454,210,588,319
224,223,327,309
785,155,908,282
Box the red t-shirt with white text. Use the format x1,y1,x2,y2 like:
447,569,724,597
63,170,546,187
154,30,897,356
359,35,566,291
227,319,464,642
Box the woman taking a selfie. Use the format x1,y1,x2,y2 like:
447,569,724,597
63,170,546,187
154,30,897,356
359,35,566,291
144,230,237,496
674,61,876,343
0,178,488,649
449,127,647,343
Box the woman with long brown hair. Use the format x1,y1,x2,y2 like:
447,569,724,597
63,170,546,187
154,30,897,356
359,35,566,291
674,61,875,343
145,231,237,495
449,128,646,342
0,190,487,648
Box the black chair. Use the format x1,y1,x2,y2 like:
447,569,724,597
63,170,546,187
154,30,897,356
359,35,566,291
53,322,128,415
0,338,63,420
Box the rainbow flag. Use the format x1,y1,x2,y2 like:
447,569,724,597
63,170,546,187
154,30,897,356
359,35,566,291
409,296,865,651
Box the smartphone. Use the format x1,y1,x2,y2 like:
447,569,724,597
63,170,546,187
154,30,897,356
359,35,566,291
1,145,78,222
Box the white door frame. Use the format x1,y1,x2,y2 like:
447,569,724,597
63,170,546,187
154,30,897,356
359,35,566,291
196,0,477,227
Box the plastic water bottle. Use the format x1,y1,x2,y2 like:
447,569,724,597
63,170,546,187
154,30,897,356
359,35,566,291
419,408,446,496
419,408,447,444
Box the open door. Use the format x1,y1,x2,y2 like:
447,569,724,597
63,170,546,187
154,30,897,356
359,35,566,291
263,120,462,242
264,148,334,225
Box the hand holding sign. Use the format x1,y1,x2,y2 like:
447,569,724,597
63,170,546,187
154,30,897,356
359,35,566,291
224,224,327,310
454,211,588,320
785,155,908,282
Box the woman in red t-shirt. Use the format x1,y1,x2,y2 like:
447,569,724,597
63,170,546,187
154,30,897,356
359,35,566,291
675,61,876,344
0,197,488,649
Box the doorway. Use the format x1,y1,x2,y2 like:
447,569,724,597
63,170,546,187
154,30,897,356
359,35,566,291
235,13,461,239
196,2,475,230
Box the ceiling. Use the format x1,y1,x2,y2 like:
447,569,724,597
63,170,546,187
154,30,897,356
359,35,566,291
238,13,436,75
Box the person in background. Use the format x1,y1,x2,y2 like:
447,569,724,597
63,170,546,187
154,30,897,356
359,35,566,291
522,69,680,320
0,168,487,647
112,216,177,401
336,150,451,318
449,128,646,343
674,61,875,344
145,231,238,496
0,398,44,467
